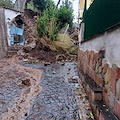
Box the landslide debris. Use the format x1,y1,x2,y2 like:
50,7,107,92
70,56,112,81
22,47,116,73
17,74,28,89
15,9,78,63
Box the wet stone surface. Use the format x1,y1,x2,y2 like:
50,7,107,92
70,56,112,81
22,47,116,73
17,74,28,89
24,62,80,120
0,60,26,119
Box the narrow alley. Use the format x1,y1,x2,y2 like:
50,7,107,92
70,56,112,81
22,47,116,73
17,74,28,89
0,58,92,120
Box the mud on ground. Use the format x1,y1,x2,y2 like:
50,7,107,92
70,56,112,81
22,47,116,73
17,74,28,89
0,57,42,120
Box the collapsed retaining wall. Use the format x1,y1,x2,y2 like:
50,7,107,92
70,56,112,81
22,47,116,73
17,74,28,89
78,25,120,120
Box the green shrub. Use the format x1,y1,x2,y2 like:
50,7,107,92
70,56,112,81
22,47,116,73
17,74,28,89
55,0,74,32
36,15,48,37
36,0,74,41
0,0,14,8
32,0,55,12
27,1,38,12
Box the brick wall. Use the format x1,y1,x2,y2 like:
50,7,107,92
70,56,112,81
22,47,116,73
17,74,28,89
78,49,120,119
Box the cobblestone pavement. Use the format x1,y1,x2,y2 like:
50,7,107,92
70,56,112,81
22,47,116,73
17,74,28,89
0,59,92,120
0,58,42,120
24,62,90,120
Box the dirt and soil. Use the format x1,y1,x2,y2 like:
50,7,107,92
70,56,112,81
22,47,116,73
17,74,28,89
20,9,78,63
0,57,42,120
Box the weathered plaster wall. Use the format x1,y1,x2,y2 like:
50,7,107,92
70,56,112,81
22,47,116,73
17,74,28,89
14,0,29,12
4,9,22,46
79,25,120,67
0,8,7,58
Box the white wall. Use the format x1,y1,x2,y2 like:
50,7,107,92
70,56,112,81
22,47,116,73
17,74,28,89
79,25,120,67
4,8,21,46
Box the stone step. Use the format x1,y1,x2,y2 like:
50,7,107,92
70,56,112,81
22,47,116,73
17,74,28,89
95,100,119,120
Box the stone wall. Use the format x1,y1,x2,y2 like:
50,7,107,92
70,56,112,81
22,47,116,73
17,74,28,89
78,25,120,120
0,8,7,58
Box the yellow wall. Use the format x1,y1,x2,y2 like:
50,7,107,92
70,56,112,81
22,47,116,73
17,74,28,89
79,0,93,23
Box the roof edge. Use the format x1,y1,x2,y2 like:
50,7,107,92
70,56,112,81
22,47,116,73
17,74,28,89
0,6,23,13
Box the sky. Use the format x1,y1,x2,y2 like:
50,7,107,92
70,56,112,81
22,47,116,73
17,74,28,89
53,0,79,23
12,0,79,22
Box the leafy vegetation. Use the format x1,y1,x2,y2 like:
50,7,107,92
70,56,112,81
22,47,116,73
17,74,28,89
36,2,59,41
32,0,55,12
27,1,38,12
31,0,76,54
55,3,74,32
36,0,74,41
0,0,14,8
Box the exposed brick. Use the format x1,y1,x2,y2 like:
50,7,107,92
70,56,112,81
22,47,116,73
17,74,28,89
116,79,120,101
116,68,120,79
94,53,98,62
102,59,105,68
91,51,94,60
99,58,102,66
95,74,103,88
99,113,104,120
103,85,109,106
89,61,93,70
104,67,111,84
97,61,99,69
109,92,115,111
96,108,100,118
102,64,109,74
92,70,96,81
87,67,93,80
78,50,81,60
111,68,117,94
114,99,120,119
95,93,102,101
85,59,89,73
112,64,118,72
86,50,89,59
98,66,102,73
82,55,85,61
98,50,105,59
117,91,120,102
93,61,96,70
83,66,87,74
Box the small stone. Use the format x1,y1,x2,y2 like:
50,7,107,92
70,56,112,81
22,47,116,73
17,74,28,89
59,62,65,66
22,79,31,86
44,62,51,66
53,71,56,74
68,68,71,71
23,59,28,62
21,52,25,56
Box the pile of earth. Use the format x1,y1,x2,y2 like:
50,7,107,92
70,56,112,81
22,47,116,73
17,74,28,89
15,9,78,63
